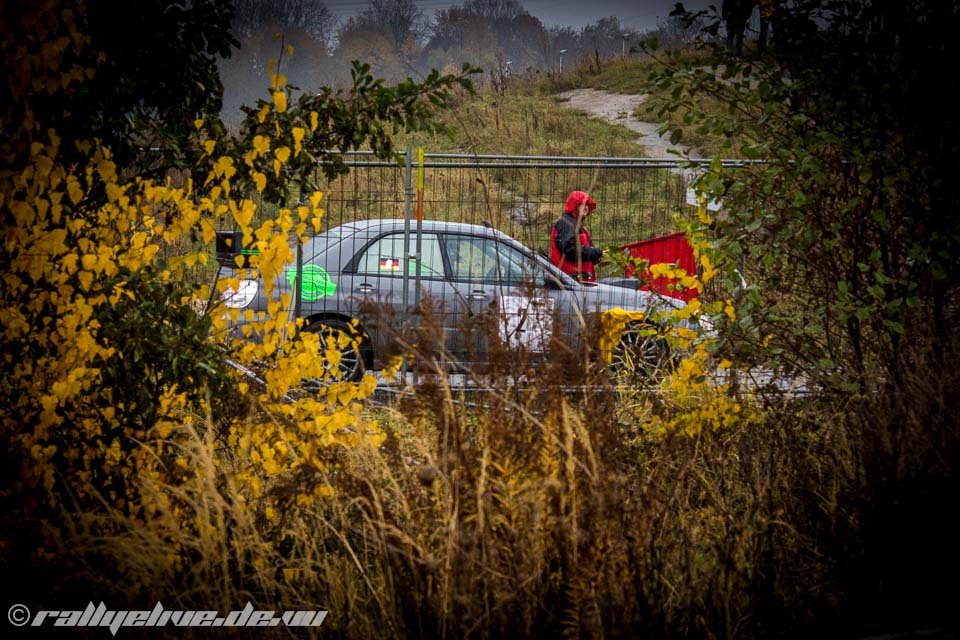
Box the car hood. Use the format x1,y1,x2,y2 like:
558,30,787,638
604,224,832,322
582,281,685,312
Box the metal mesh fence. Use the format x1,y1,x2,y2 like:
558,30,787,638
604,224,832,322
319,151,701,267
228,151,752,376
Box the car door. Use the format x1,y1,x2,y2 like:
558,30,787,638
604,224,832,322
527,251,588,357
443,233,565,365
340,231,456,363
442,233,500,364
494,240,560,354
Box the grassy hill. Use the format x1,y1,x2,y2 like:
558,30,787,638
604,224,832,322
392,50,740,160
395,82,643,158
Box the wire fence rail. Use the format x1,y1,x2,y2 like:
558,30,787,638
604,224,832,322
317,150,752,262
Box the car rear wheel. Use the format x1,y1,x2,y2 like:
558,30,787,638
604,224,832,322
609,322,672,383
303,319,367,384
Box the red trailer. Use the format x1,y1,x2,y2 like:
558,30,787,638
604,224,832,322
620,232,699,301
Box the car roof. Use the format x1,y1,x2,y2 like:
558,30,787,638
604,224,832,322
334,218,514,241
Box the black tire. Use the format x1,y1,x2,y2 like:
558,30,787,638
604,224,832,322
609,322,672,383
303,319,367,383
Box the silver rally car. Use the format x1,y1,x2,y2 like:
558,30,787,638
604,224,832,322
219,219,695,380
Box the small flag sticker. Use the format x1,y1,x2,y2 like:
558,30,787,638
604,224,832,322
379,256,401,270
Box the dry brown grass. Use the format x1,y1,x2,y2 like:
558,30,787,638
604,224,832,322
13,318,958,639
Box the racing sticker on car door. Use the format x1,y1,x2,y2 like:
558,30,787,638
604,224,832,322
498,295,555,352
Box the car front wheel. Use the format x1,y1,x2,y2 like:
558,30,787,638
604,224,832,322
303,319,367,384
609,322,672,383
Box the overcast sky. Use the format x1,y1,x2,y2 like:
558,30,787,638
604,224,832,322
323,0,716,32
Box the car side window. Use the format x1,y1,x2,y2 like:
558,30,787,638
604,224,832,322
445,235,546,286
355,233,445,278
445,236,499,283
496,242,547,287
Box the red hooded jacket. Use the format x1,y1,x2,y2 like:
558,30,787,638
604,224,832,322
550,191,602,281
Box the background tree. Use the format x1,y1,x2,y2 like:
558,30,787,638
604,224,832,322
545,24,580,71
462,0,524,22
333,16,409,84
1,0,476,606
425,0,548,73
359,0,423,53
422,6,498,74
331,0,425,83
579,16,632,67
232,0,334,43
646,13,709,50
221,0,335,126
654,2,960,628
496,10,549,71
0,0,237,179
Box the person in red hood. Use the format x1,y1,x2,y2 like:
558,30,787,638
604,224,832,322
550,190,603,282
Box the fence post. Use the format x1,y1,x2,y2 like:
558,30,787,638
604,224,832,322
414,148,425,385
415,148,424,308
294,236,303,340
401,147,413,385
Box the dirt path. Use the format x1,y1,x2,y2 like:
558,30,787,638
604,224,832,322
554,88,700,161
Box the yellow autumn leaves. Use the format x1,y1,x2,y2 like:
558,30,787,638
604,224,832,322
3,76,385,541
599,189,753,438
194,119,385,504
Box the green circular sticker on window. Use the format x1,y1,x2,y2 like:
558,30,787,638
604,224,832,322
286,265,337,300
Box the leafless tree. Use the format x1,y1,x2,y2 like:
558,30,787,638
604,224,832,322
221,0,335,126
462,0,524,22
359,0,424,50
232,0,334,46
648,13,709,50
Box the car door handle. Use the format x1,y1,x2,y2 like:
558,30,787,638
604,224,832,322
356,283,375,293
467,290,487,301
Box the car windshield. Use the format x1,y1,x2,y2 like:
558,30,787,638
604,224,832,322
529,245,574,288
301,226,355,264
